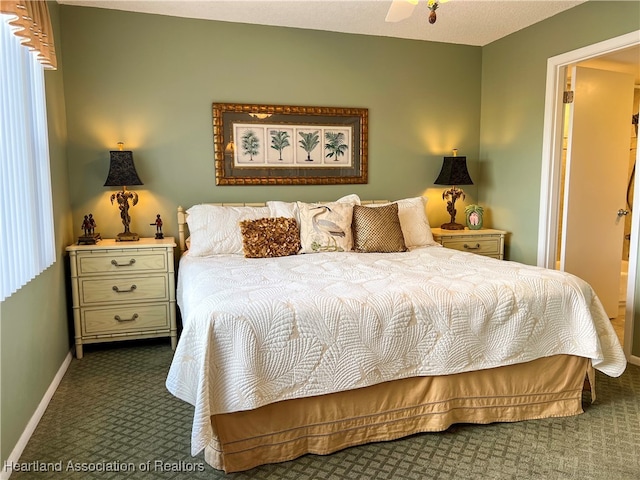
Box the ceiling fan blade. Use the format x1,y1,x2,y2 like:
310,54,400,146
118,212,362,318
385,0,417,23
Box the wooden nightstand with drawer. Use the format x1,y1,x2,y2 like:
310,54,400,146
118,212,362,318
66,237,177,358
431,228,507,260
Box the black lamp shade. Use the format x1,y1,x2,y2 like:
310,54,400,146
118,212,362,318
434,156,473,186
103,151,143,187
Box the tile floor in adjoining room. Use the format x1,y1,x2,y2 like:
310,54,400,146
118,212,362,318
611,304,625,345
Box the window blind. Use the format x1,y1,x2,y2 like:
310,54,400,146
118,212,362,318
0,14,55,301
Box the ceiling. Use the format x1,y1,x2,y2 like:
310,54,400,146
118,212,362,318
57,0,588,47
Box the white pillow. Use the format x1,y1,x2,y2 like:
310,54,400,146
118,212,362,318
186,204,270,256
335,193,361,205
372,197,436,248
267,195,360,226
297,201,355,253
267,201,299,223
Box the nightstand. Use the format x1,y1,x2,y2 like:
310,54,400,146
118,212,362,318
431,228,507,260
66,237,177,358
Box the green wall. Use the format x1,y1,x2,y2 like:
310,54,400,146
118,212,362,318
0,2,73,465
479,1,640,354
58,6,482,240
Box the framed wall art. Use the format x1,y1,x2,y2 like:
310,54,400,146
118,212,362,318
213,103,368,185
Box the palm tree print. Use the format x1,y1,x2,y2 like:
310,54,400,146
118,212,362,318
241,130,260,161
325,131,348,161
298,131,320,161
270,130,290,161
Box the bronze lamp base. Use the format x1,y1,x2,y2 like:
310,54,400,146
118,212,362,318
440,222,465,230
116,231,140,242
440,185,467,231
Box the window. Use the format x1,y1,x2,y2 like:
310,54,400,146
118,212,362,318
0,14,55,301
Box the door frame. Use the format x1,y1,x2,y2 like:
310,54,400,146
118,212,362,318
537,30,640,365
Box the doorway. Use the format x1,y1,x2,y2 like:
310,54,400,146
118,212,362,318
537,31,640,364
558,66,636,317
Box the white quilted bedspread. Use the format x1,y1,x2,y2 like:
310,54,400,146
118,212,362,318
165,246,626,455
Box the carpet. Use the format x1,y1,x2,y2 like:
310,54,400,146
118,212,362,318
7,341,640,479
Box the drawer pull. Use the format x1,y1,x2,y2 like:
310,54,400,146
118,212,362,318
463,243,481,250
114,313,139,322
112,284,137,293
111,258,136,267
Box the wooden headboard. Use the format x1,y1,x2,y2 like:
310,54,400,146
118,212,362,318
177,200,389,253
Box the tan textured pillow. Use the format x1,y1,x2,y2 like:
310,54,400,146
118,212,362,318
352,203,407,253
239,217,301,258
369,197,436,248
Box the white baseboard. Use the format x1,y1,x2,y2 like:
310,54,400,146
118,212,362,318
628,354,640,367
1,350,73,480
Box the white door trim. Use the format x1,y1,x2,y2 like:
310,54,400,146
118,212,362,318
538,30,640,364
626,121,640,363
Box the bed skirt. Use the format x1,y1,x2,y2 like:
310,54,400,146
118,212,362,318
204,355,593,473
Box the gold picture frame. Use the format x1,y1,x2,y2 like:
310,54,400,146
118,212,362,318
213,103,368,185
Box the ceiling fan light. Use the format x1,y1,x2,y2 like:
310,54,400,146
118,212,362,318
387,0,449,25
426,0,448,24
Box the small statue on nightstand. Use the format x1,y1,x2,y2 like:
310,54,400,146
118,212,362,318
88,214,96,235
151,214,164,239
81,215,90,235
77,213,101,245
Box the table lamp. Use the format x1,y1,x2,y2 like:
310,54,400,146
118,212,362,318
104,142,144,241
433,149,474,230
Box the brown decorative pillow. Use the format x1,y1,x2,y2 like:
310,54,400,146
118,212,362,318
239,217,301,258
352,203,407,253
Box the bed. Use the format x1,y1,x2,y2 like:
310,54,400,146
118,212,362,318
165,196,626,473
